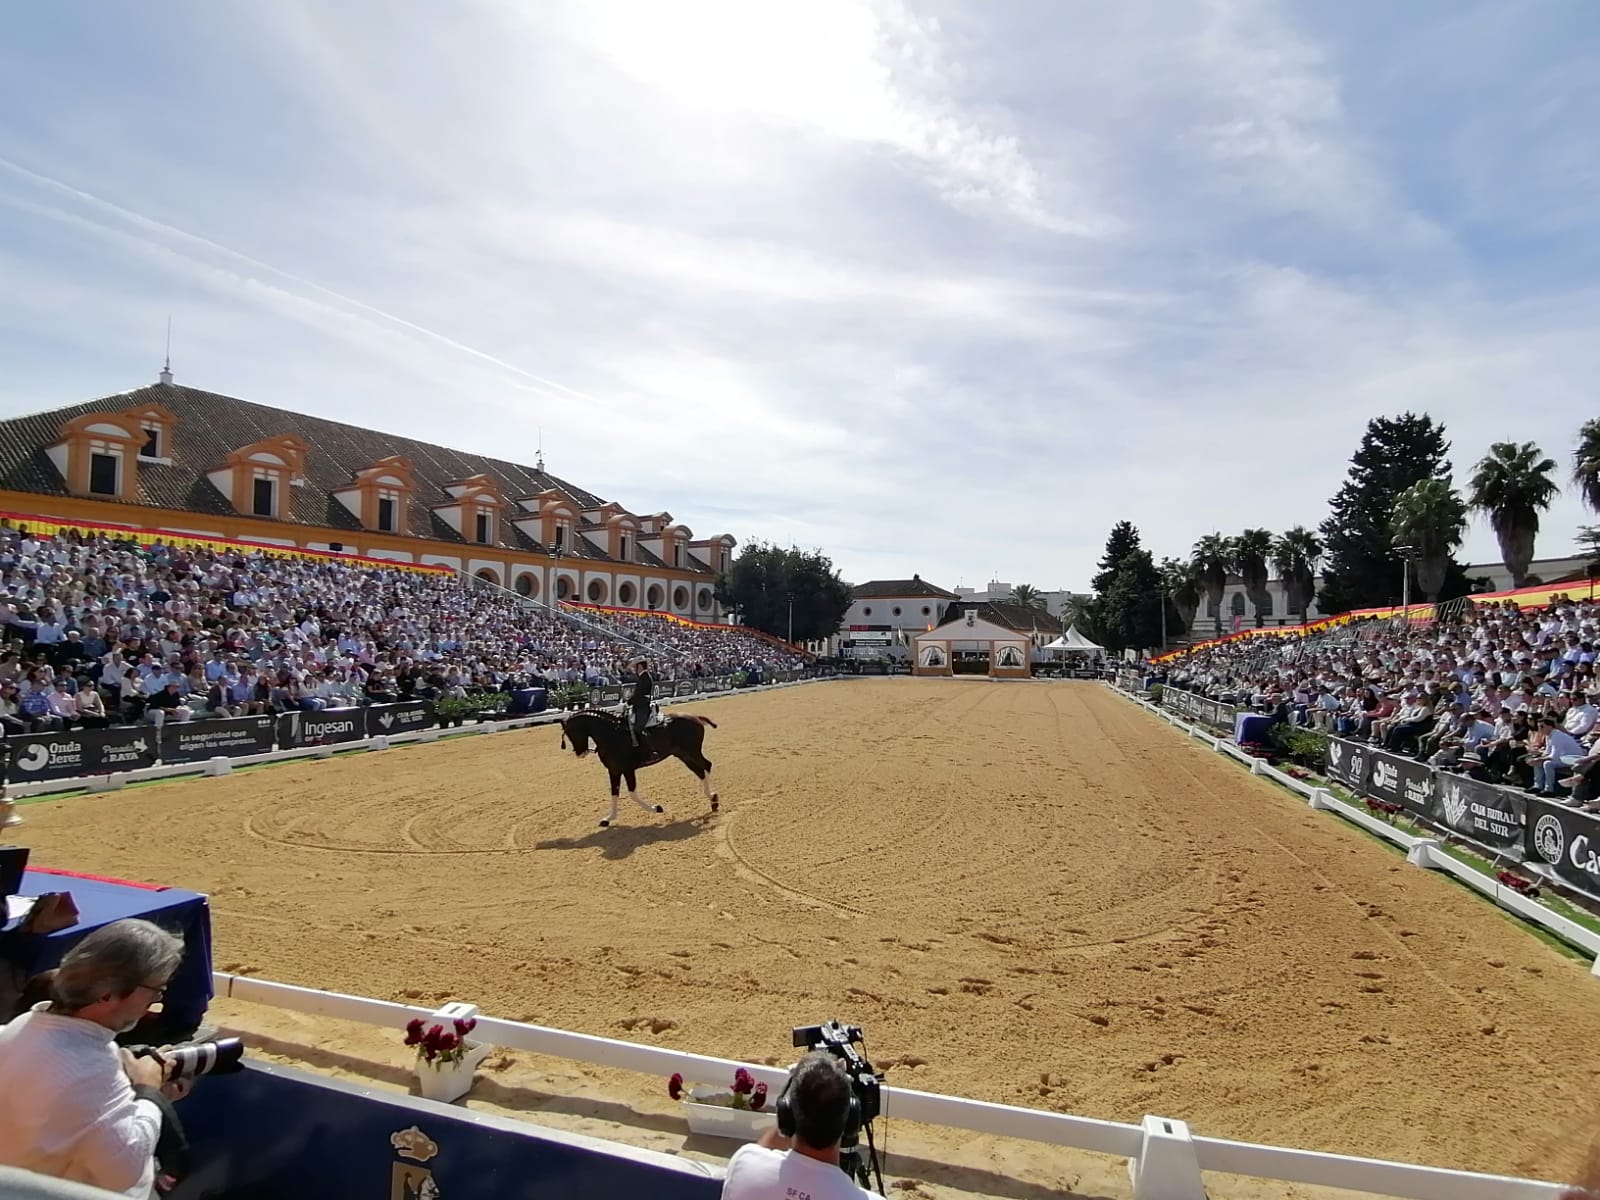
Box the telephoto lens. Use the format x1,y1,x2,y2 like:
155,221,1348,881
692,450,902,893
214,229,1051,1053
135,1037,246,1081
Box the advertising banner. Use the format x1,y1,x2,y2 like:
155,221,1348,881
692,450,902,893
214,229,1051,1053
160,715,277,764
276,708,366,749
6,727,159,781
1525,797,1600,895
364,702,432,739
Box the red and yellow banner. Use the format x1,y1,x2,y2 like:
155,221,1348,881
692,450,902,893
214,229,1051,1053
564,601,806,653
1152,577,1595,665
0,509,452,575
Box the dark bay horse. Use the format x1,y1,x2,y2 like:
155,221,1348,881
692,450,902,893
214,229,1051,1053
560,710,720,827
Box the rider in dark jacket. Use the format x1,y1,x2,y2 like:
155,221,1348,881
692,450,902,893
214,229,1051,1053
629,658,654,745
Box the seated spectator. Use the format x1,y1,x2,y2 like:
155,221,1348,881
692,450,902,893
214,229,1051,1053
142,682,192,729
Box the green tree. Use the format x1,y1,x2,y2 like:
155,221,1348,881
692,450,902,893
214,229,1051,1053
1092,521,1142,594
1229,528,1274,627
1008,584,1047,611
1160,557,1202,637
1271,526,1323,623
713,543,852,644
1317,414,1453,612
1573,418,1600,514
1392,479,1468,604
1466,441,1560,589
1089,522,1164,651
1190,533,1231,637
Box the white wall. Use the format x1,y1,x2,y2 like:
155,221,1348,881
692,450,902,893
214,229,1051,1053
843,596,947,631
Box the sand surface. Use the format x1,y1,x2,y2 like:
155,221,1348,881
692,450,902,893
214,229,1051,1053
14,680,1598,1190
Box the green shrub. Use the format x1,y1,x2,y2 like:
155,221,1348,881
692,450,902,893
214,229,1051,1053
1269,723,1328,763
1147,683,1164,704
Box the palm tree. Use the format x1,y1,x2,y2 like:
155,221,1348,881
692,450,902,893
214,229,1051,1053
1062,594,1100,643
1574,419,1600,514
1271,526,1322,622
1190,533,1231,637
1392,479,1468,603
1466,441,1559,589
1229,528,1274,627
1159,558,1201,638
1008,584,1047,611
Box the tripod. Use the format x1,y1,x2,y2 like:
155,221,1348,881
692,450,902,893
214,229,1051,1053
839,1118,884,1194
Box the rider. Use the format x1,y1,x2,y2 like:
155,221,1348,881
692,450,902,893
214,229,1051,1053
628,657,654,746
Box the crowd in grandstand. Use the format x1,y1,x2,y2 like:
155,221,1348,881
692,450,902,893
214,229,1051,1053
0,523,805,734
1156,595,1600,806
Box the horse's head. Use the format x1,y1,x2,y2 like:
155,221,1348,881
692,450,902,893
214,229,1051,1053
560,715,593,758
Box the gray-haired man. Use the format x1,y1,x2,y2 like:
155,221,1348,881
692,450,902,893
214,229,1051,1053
0,919,189,1197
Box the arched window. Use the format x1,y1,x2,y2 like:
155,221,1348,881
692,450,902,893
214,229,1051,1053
474,567,500,585
586,578,609,604
618,582,637,607
1230,592,1247,616
646,583,664,610
696,587,713,611
672,585,689,609
514,573,539,598
556,575,573,600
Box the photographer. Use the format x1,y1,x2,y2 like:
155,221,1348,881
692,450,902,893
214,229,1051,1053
720,1052,877,1199
0,920,188,1198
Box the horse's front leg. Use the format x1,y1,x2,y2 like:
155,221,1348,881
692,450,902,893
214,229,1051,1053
625,768,664,815
600,770,622,827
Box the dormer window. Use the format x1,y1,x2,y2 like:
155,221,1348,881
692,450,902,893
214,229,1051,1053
475,512,492,544
252,474,277,517
88,444,120,496
139,427,161,460
378,495,397,533
673,543,682,568
618,535,629,562
554,524,566,551
206,434,308,521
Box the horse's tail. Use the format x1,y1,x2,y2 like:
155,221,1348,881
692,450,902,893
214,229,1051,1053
679,714,718,729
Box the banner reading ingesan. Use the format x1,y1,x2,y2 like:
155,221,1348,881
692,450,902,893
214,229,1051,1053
1431,773,1525,853
160,715,277,764
276,708,366,749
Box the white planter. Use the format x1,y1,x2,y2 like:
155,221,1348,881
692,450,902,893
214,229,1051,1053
683,1090,777,1142
415,1040,491,1103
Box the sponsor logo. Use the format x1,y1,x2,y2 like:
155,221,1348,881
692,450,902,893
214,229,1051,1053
310,718,357,736
1441,781,1469,828
1532,814,1566,866
1328,742,1343,769
1570,834,1600,880
378,712,395,730
1371,759,1399,792
102,738,150,763
1402,774,1433,808
15,743,57,772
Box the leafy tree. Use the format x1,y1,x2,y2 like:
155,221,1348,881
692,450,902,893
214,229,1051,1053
1229,529,1274,627
1271,526,1322,623
1062,594,1103,643
1008,584,1047,611
1317,414,1453,612
1190,533,1231,637
714,543,852,644
1392,479,1468,603
1159,558,1202,636
1574,418,1600,514
1466,441,1560,589
1092,521,1142,595
1088,522,1164,651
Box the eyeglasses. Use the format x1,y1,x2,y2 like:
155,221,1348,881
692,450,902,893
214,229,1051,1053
136,981,168,1001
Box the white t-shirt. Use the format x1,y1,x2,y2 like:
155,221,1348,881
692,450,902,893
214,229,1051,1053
721,1144,877,1200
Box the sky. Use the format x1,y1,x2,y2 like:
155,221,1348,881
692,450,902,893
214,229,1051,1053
0,1,1596,593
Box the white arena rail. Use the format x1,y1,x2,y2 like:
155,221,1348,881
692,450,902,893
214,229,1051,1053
211,971,1570,1199
4,676,832,801
1107,683,1600,977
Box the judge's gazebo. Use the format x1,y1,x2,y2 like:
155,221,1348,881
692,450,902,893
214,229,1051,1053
913,603,1061,679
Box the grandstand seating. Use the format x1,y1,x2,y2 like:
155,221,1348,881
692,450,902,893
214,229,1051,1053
0,523,806,732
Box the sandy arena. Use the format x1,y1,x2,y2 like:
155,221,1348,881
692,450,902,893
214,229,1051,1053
13,679,1600,1190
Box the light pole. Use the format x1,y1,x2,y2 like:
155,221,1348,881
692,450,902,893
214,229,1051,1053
786,591,795,645
1159,586,1168,651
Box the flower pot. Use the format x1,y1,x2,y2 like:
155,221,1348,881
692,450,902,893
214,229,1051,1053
683,1089,776,1142
416,1040,491,1103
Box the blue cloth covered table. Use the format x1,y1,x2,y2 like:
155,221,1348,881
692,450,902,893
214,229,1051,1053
17,868,213,1030
1234,713,1275,745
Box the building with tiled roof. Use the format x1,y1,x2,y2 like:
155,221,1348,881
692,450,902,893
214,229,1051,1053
0,373,737,619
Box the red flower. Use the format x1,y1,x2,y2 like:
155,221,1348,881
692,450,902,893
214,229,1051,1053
454,1017,476,1037
438,1031,459,1052
750,1082,768,1111
404,1018,425,1047
732,1068,754,1095
668,1073,685,1101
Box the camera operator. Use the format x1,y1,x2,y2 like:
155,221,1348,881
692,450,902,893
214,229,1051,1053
0,919,189,1198
720,1052,877,1199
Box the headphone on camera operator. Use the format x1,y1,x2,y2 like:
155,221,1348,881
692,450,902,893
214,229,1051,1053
720,1052,877,1199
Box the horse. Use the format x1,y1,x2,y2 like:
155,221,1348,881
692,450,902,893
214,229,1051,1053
559,709,720,827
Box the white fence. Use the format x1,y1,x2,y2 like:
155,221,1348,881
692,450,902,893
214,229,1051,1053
212,970,1570,1199
5,676,831,800
1109,682,1600,977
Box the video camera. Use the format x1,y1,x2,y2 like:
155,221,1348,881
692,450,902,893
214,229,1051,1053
791,1021,884,1192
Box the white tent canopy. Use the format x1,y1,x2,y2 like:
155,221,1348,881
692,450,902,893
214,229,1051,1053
1043,624,1103,654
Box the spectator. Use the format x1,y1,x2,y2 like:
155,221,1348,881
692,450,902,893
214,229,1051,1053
0,919,190,1197
719,1053,873,1200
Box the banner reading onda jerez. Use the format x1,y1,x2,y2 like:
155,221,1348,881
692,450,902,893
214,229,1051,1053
6,726,160,782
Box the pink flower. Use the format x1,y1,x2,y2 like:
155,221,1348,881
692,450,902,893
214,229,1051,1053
438,1032,459,1052
404,1018,425,1047
750,1082,768,1111
668,1073,685,1100
732,1068,754,1096
453,1017,476,1037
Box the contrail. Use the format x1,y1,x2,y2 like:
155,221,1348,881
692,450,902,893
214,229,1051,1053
0,155,606,408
